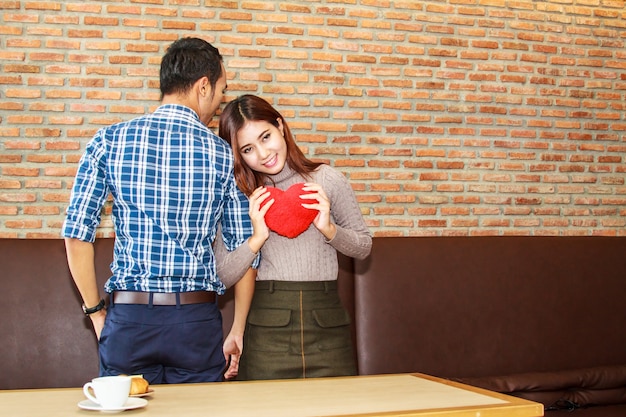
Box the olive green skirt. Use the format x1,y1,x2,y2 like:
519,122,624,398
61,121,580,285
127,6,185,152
237,280,357,380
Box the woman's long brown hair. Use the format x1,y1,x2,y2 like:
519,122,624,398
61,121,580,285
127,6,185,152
218,94,322,196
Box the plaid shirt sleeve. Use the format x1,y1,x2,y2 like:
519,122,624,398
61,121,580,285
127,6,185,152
62,130,109,243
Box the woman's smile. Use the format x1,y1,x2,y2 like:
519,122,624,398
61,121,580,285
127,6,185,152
263,154,278,169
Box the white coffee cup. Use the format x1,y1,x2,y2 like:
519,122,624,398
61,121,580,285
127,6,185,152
83,376,131,409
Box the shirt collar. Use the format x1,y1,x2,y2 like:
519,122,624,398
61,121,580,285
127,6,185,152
154,104,202,123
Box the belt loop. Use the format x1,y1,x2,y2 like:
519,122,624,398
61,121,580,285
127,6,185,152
175,292,181,309
109,292,115,309
269,281,274,294
324,281,330,294
148,292,154,309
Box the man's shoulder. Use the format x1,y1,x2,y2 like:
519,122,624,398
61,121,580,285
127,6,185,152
97,113,149,135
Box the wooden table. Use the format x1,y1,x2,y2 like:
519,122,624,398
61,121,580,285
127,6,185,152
0,373,543,417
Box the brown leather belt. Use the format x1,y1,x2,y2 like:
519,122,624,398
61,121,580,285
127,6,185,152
112,291,216,305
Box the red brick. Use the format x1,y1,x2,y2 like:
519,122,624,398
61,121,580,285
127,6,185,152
0,2,624,237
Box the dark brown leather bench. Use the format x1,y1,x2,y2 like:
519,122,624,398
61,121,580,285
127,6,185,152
2,238,119,389
0,238,354,390
2,236,625,417
351,236,626,416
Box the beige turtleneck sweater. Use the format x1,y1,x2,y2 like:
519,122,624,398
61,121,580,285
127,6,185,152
214,163,371,286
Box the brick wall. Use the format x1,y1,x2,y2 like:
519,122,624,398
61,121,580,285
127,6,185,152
0,0,625,238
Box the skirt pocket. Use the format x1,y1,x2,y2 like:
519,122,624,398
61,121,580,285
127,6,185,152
246,308,292,353
312,307,352,351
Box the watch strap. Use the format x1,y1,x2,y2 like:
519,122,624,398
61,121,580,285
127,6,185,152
82,298,105,315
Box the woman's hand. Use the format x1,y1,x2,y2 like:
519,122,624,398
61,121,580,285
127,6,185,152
301,182,336,240
247,186,273,252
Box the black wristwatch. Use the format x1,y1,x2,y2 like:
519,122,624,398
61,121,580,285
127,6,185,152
82,299,105,316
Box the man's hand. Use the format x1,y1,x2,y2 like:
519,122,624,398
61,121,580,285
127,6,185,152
90,309,107,340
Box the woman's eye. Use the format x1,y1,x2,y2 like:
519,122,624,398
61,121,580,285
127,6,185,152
262,133,271,141
241,147,251,154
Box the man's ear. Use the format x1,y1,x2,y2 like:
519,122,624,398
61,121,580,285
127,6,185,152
196,76,210,97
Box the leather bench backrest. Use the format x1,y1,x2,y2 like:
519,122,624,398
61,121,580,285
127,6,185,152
352,236,626,378
1,238,109,389
5,236,623,388
0,238,355,389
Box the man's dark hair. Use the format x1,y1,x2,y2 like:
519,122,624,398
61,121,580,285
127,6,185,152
159,37,223,96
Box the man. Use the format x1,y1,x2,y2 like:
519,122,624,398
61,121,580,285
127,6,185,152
62,37,258,383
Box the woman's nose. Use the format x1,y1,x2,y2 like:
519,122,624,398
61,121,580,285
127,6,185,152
258,146,270,160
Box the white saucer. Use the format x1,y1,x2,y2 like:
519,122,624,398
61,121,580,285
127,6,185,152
78,397,148,412
130,388,154,398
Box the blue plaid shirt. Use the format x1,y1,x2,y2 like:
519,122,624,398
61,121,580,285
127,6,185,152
62,104,255,295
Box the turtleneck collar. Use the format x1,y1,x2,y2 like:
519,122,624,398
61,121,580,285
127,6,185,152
264,162,302,188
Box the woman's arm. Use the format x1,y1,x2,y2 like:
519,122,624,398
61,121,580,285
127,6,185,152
214,186,273,287
304,166,372,260
213,229,258,288
223,267,256,380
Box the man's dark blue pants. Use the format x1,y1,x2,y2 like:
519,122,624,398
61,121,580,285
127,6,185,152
99,297,225,384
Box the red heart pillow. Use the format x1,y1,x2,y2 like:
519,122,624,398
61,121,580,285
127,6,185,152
262,183,318,238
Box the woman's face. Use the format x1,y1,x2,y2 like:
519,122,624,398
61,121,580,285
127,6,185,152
236,118,287,175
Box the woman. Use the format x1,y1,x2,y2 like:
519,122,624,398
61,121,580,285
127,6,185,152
217,94,372,380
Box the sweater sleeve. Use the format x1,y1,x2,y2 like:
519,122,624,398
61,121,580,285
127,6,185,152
213,225,258,288
320,166,372,260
